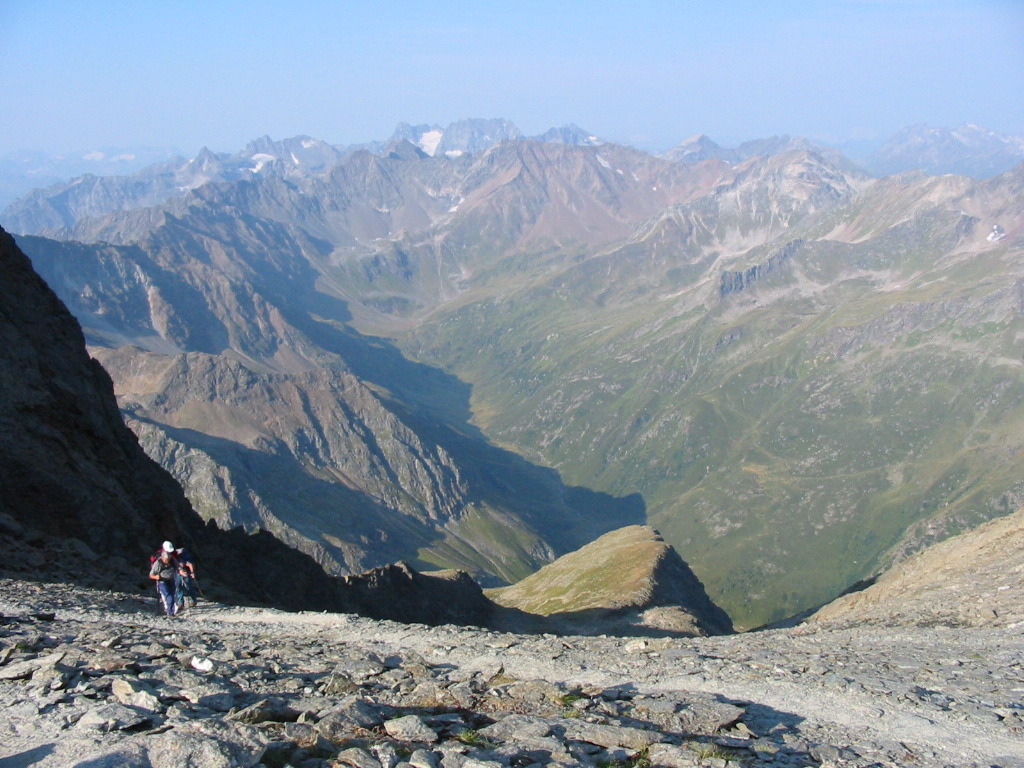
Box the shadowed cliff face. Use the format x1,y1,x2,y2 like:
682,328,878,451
0,225,185,554
0,225,501,625
0,224,337,609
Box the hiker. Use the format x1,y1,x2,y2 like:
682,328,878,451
149,541,179,616
174,545,199,610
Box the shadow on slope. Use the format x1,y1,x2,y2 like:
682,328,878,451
0,223,502,626
128,415,441,574
279,280,649,562
16,222,648,585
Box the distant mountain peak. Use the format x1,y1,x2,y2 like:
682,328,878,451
863,122,1024,178
389,118,522,158
533,124,604,146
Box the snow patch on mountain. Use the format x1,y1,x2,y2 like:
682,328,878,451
418,130,443,156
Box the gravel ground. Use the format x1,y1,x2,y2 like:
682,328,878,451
1,578,1022,767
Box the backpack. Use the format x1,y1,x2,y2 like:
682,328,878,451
150,549,179,566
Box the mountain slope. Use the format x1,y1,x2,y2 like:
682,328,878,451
396,159,1024,627
810,507,1024,628
488,525,734,636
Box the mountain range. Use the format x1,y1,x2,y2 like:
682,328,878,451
4,118,1024,628
0,223,729,633
860,123,1024,179
5,119,1022,219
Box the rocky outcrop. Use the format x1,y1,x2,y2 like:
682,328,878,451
719,239,801,296
337,563,500,627
810,508,1024,628
488,526,733,636
0,224,186,557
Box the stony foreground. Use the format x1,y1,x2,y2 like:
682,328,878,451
0,579,1022,768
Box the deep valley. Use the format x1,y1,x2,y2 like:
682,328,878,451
5,120,1024,628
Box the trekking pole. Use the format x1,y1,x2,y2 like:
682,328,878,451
192,575,206,599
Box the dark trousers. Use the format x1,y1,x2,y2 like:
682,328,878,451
176,573,197,607
156,580,177,616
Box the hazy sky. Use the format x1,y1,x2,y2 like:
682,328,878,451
2,0,1023,155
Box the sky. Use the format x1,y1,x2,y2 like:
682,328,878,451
2,0,1023,156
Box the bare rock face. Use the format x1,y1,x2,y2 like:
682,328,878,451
810,508,1024,628
0,225,188,557
488,525,734,636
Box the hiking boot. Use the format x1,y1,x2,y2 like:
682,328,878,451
189,598,197,608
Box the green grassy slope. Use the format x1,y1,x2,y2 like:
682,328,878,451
394,170,1024,627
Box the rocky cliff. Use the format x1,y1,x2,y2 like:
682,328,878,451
0,224,186,559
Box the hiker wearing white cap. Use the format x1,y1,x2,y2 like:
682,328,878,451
149,547,180,616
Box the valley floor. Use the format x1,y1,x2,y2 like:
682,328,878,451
0,577,1021,767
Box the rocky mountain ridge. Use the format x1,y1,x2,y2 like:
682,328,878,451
861,122,1024,179
488,526,733,637
1,119,611,238
660,134,859,175
0,145,181,210
8,119,1023,239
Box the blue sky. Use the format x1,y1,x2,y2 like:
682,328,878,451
2,0,1022,155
